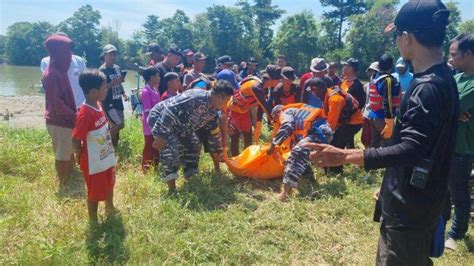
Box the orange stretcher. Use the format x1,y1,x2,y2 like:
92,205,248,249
223,144,291,180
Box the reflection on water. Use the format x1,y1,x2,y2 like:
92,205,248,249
0,64,142,96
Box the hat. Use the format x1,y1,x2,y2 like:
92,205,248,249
193,52,207,61
216,55,233,65
183,49,194,56
385,0,450,33
247,57,258,65
366,61,380,72
167,44,182,56
281,66,297,81
146,43,163,55
378,54,393,72
342,58,360,71
310,58,329,73
101,44,117,57
262,65,282,80
216,69,239,89
395,60,407,69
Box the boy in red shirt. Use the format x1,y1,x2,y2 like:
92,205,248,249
72,69,117,224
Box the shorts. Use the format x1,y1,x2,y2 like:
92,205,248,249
229,111,252,135
83,167,115,202
46,124,73,161
106,108,124,126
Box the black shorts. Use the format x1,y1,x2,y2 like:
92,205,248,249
195,128,211,153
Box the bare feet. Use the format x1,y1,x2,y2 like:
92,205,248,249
277,191,289,202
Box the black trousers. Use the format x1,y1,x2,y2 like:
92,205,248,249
376,221,434,266
328,124,362,174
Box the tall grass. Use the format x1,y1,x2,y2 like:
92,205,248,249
0,120,473,264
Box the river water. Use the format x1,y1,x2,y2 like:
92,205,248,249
0,64,141,96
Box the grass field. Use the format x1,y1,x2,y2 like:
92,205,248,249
1,119,473,264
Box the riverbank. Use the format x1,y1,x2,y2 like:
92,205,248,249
0,95,45,128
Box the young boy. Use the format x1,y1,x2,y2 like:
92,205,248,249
140,66,161,172
73,69,117,224
161,72,182,101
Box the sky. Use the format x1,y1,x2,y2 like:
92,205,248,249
1,0,473,39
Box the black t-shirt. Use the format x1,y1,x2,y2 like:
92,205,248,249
99,64,125,111
364,63,459,229
347,79,365,111
155,62,176,95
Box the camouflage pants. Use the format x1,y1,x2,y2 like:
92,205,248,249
160,131,201,182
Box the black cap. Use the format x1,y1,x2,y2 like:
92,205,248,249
146,43,163,55
281,66,297,81
387,0,450,32
342,58,360,71
168,44,182,56
247,57,258,65
193,52,207,61
216,55,233,65
378,54,393,72
262,65,282,80
183,49,194,56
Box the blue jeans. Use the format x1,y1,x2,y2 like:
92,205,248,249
447,153,472,240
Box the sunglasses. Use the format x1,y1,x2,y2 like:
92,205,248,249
393,29,404,41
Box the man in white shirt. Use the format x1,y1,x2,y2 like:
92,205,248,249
41,40,87,110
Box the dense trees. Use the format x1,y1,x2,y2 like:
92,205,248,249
1,0,471,73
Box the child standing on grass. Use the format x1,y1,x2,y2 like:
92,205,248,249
140,66,161,172
72,69,117,224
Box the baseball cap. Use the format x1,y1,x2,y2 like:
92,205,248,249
385,0,450,33
146,43,163,55
310,58,329,73
342,58,360,71
216,55,233,65
101,44,117,58
366,61,380,73
281,66,297,81
167,44,182,56
183,49,194,56
262,65,282,80
193,52,207,61
247,57,258,65
216,69,239,89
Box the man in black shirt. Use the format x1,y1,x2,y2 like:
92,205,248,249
305,1,458,265
99,44,128,147
155,44,182,95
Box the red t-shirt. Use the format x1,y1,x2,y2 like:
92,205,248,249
299,72,313,102
72,103,109,173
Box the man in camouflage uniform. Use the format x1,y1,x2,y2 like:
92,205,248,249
268,104,333,201
147,80,234,192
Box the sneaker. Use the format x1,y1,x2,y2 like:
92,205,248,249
445,237,457,251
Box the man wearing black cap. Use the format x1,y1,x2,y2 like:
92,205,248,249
183,52,209,89
239,57,259,79
146,43,164,66
367,54,402,148
155,44,182,95
305,1,459,264
213,55,234,76
269,67,301,108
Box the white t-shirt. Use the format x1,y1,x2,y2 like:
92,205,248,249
41,55,87,109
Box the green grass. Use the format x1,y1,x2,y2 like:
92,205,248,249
1,119,473,264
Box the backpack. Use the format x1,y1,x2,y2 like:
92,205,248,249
329,86,359,123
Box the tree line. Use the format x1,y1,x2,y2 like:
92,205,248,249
0,0,473,74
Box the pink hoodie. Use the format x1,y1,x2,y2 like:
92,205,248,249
42,35,76,128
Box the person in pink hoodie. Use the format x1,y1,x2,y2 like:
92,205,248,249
42,34,76,191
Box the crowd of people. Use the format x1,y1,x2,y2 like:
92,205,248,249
39,0,473,264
